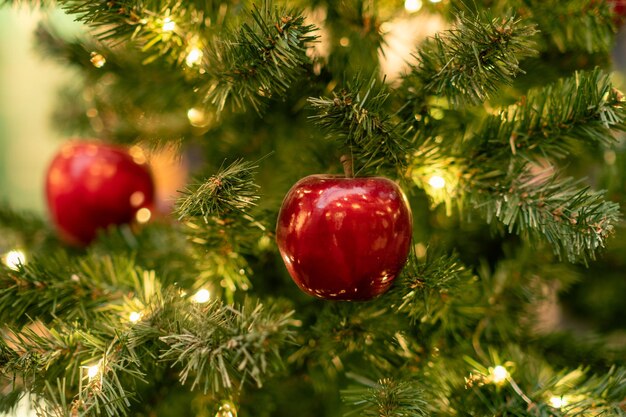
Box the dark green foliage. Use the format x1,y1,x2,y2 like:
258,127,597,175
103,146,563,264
309,75,408,175
177,159,260,219
0,0,625,416
404,10,538,106
342,378,428,417
201,2,318,113
160,298,296,394
475,69,626,160
176,159,267,296
480,177,621,263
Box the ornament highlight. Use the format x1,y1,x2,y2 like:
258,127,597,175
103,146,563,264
45,141,155,245
276,175,412,301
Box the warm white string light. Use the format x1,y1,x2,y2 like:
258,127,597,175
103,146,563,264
186,47,203,67
404,0,423,12
491,365,509,384
90,52,106,68
3,250,26,271
549,396,568,409
428,175,446,189
129,311,143,323
187,107,211,127
135,208,152,224
85,360,103,380
192,288,211,303
162,17,176,32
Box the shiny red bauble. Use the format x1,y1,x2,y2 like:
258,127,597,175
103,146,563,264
611,0,626,21
45,141,155,245
276,175,412,301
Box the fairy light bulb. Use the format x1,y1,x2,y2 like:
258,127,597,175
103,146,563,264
549,396,568,409
162,17,176,32
3,250,26,271
404,0,423,12
215,401,237,417
86,361,102,380
428,175,446,189
192,288,211,303
90,52,106,68
135,208,152,224
129,311,142,323
187,107,211,127
186,47,203,67
491,365,509,384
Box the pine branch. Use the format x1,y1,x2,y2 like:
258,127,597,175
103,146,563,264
0,390,23,414
476,69,626,160
176,159,267,296
0,253,142,325
176,159,260,219
480,175,621,263
201,1,317,113
403,10,537,106
390,251,476,325
158,297,296,394
342,378,428,417
411,71,625,262
463,352,626,416
57,0,196,56
527,0,617,54
2,286,294,414
309,75,409,174
293,302,415,376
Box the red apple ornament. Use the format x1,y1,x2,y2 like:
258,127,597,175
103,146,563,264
611,0,626,22
276,175,412,300
46,141,155,245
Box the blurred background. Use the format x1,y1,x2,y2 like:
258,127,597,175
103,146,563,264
0,7,81,213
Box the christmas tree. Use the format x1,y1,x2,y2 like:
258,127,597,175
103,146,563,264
1,0,626,416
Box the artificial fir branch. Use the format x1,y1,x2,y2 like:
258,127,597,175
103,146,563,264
1,290,295,415
341,378,428,417
201,1,317,113
176,159,266,295
176,159,260,219
411,71,624,262
480,176,621,263
402,10,537,107
0,254,140,325
522,0,616,54
461,350,626,416
474,69,626,160
391,251,476,325
160,298,296,394
34,24,200,143
309,75,408,174
293,302,415,378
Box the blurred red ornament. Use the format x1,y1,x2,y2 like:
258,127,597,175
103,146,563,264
611,0,626,22
45,141,155,245
276,175,412,301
